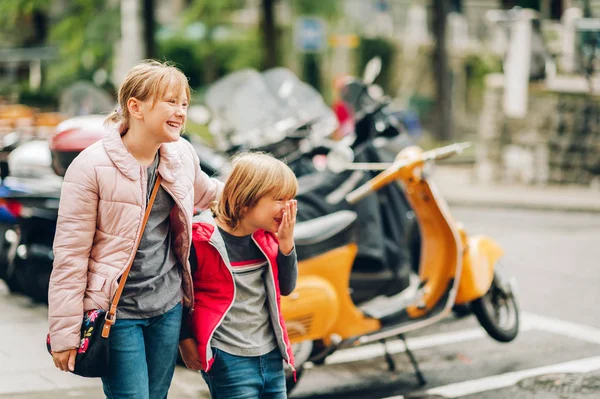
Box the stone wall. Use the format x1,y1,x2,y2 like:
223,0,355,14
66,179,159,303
475,73,600,186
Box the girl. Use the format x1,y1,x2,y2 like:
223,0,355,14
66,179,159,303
179,152,298,399
48,60,223,399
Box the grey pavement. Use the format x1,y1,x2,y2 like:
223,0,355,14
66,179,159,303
433,165,599,213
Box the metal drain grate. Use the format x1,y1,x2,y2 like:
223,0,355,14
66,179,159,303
518,373,600,396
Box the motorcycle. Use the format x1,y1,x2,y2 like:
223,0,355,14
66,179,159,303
203,60,421,295
283,142,520,391
0,131,56,293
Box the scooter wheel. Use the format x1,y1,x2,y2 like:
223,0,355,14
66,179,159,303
472,272,519,343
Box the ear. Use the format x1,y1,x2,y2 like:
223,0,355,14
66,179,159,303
127,97,145,121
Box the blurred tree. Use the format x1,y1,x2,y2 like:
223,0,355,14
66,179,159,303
294,0,338,17
294,0,340,92
0,0,51,46
143,0,157,59
433,0,453,140
185,0,245,83
356,37,396,94
261,0,277,69
47,0,120,90
0,0,119,94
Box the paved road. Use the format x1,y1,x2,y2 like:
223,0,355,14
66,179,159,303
1,207,599,398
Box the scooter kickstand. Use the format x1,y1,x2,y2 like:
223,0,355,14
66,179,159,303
380,339,396,372
399,334,427,386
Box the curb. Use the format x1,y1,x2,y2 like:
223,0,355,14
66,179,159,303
445,196,600,214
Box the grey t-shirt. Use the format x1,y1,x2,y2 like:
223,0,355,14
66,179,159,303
117,154,183,319
211,227,296,357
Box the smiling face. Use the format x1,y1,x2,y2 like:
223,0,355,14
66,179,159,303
118,61,191,142
241,195,291,234
212,152,298,234
140,89,189,143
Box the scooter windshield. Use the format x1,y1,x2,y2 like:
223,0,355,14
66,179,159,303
205,68,338,150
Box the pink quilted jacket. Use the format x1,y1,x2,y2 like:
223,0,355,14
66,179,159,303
48,128,223,352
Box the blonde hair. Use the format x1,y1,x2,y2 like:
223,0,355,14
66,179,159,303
213,152,298,230
104,59,191,132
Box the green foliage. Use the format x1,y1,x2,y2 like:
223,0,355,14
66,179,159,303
294,0,340,18
356,37,397,93
213,34,263,76
18,84,58,110
45,0,119,90
158,37,204,88
0,0,50,29
184,0,245,36
302,53,322,92
0,0,51,47
464,52,503,92
158,31,263,90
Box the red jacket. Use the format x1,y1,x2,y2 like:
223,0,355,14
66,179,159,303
188,212,295,373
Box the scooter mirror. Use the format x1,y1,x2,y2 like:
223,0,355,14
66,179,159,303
278,80,294,99
326,144,354,174
363,57,382,85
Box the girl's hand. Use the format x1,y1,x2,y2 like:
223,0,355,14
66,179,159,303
278,200,297,255
52,349,77,372
179,338,202,371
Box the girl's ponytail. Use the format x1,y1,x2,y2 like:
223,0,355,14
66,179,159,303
104,106,128,133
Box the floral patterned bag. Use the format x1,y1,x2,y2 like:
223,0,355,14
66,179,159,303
45,175,162,378
46,309,109,377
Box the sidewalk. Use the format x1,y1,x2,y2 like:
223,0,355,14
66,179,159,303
433,165,600,213
0,282,210,399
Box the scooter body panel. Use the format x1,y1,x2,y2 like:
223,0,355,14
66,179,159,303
281,275,339,343
455,235,503,304
402,175,462,319
285,243,380,342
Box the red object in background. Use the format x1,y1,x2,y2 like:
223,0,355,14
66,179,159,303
332,99,354,139
332,100,351,126
0,198,23,219
49,115,108,177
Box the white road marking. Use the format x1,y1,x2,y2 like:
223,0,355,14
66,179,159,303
419,355,600,398
522,312,600,345
318,313,600,366
324,320,536,366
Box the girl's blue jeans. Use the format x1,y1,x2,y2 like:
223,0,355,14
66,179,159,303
101,302,182,399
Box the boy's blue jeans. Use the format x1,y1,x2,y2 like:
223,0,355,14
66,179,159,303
201,347,287,399
101,303,182,399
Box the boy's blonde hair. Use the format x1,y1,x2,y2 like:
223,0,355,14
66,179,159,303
104,60,191,132
213,152,298,230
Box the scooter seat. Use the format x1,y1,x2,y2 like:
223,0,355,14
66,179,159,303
294,211,357,261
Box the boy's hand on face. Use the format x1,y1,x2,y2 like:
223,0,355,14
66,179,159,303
277,200,297,255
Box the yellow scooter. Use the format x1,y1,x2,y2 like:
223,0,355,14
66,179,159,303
283,143,519,391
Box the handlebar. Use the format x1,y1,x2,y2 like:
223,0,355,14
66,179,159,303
345,142,470,204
